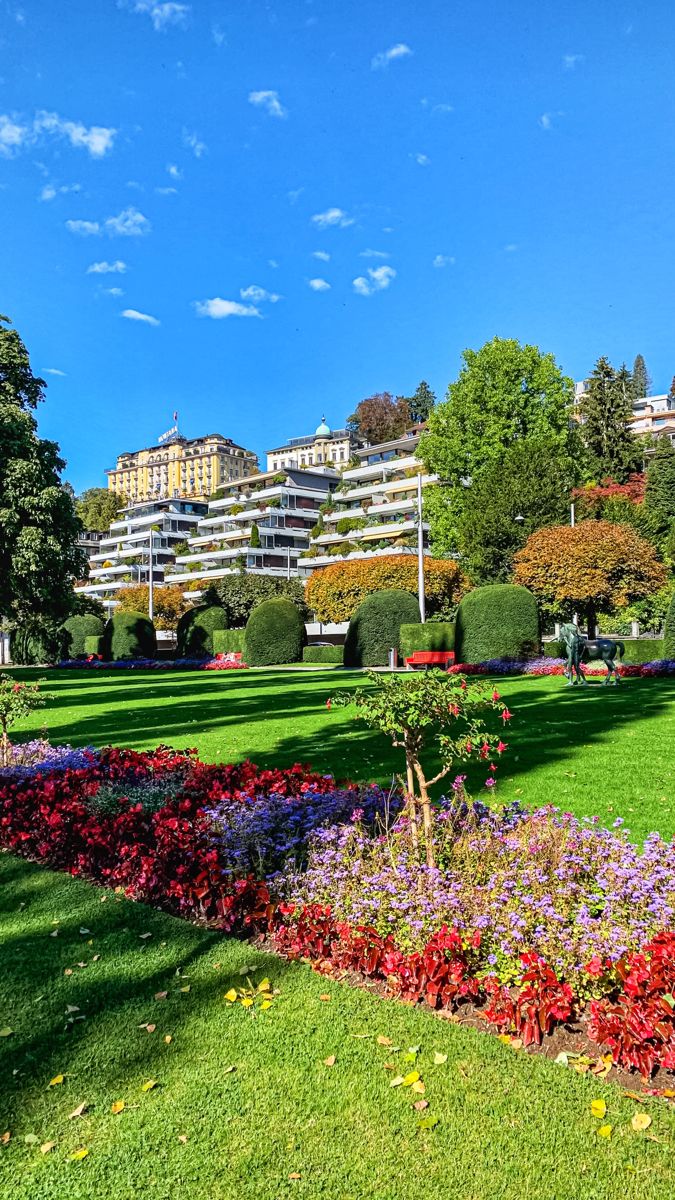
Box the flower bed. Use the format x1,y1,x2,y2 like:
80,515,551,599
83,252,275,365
449,657,675,677
0,739,98,779
57,653,248,671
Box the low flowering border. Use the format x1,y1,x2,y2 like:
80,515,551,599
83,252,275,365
57,653,248,671
449,658,675,678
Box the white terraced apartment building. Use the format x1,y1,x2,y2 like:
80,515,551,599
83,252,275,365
299,428,437,573
165,464,338,589
75,498,208,614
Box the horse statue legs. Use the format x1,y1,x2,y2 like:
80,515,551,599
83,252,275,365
560,622,587,687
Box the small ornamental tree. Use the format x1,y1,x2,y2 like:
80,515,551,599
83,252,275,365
0,674,48,767
117,584,191,632
306,555,466,623
330,671,508,866
513,520,667,634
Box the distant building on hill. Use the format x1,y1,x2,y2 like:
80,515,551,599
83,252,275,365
266,417,361,473
106,425,258,503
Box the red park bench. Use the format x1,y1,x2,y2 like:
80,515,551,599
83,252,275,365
404,650,455,670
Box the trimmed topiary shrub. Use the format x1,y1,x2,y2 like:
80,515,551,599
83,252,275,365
83,635,105,657
61,614,105,658
9,621,66,665
103,610,156,661
176,605,228,657
302,644,344,664
245,598,306,666
344,589,421,668
212,628,247,656
664,592,675,658
399,622,455,660
544,638,665,663
455,584,539,663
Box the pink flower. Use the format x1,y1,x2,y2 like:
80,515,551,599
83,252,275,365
491,689,501,701
484,777,496,789
501,708,512,723
497,740,508,754
326,699,331,710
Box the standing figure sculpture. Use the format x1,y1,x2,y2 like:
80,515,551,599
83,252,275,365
559,622,625,686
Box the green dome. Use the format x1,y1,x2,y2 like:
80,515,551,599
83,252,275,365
315,417,331,437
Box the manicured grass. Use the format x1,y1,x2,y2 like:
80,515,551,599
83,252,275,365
6,667,675,842
1,855,674,1200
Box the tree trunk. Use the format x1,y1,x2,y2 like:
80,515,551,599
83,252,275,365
413,760,435,868
405,751,419,854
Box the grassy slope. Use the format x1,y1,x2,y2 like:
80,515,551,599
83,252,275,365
6,667,675,841
1,856,673,1200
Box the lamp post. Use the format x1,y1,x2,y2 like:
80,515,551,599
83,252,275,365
416,472,426,623
148,529,154,621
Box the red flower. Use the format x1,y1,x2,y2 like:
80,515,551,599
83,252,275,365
325,699,331,710
501,708,512,723
491,689,501,701
584,956,604,978
479,743,490,760
497,740,508,754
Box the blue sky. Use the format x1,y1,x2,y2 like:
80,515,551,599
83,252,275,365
2,1,674,492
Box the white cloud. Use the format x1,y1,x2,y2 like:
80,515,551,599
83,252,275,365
433,254,455,268
212,23,226,46
539,113,552,130
360,248,389,259
87,260,127,274
0,114,28,154
248,90,288,119
414,153,430,166
183,128,206,157
268,259,279,268
308,278,330,292
0,110,115,158
43,367,66,376
65,219,101,236
504,243,519,253
40,182,81,201
287,187,304,204
432,102,454,114
240,284,282,303
352,265,396,296
122,308,160,326
371,42,412,70
104,286,124,296
104,207,151,236
563,53,583,69
121,1,190,31
194,298,261,319
155,185,177,194
167,163,182,179
311,206,353,229
312,250,330,262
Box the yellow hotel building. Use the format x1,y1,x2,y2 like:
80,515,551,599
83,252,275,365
106,431,258,503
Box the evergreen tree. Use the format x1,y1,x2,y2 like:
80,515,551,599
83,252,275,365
407,380,436,424
579,357,642,483
632,353,651,399
0,315,86,628
645,439,675,533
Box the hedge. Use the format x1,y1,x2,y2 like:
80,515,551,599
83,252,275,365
543,637,666,664
103,610,156,661
216,575,309,626
665,591,675,659
455,584,539,663
83,635,105,657
212,628,247,656
9,621,65,665
176,605,228,657
399,622,455,660
245,598,306,666
302,644,344,664
344,589,421,668
306,554,466,623
61,614,105,658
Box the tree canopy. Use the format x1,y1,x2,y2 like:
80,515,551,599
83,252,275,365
347,392,411,445
578,357,642,483
76,487,126,532
0,315,86,629
631,353,651,399
644,440,675,534
407,380,436,424
116,583,191,631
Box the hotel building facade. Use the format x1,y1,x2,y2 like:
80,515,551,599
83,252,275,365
106,432,258,504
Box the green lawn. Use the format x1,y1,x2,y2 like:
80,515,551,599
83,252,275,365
1,855,674,1200
6,666,675,842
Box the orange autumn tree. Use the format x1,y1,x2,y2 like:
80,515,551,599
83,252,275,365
513,520,667,634
306,554,467,623
116,584,192,631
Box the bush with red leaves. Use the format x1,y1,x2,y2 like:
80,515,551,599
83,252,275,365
588,933,675,1078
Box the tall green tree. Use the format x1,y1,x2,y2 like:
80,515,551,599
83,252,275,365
0,315,86,628
454,437,574,585
579,357,642,483
76,486,126,532
418,337,578,555
407,380,436,424
645,439,675,534
632,353,651,399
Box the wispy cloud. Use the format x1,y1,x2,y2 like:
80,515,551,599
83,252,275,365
240,284,282,304
105,207,151,236
122,308,160,326
268,259,279,269
40,182,81,201
65,219,100,236
103,286,124,296
194,298,261,319
538,111,563,131
311,207,353,229
87,260,127,274
371,42,412,70
248,90,288,119
563,53,583,70
414,152,430,166
433,254,455,268
359,248,389,259
120,1,190,32
312,250,330,262
43,367,66,377
212,23,226,47
504,243,519,253
308,278,330,291
287,188,304,204
155,185,177,195
182,128,206,157
0,110,115,158
166,163,182,179
352,265,396,296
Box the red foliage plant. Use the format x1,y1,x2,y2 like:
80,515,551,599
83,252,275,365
572,473,647,508
587,933,675,1078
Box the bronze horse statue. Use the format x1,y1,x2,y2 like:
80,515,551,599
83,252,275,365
559,622,625,686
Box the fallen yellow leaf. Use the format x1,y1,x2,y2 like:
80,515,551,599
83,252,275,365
257,978,271,992
402,1071,420,1087
591,1099,607,1120
49,1074,65,1087
178,1134,188,1144
240,997,254,1008
40,1141,55,1154
164,1035,172,1044
433,1052,448,1065
111,1101,125,1115
411,1080,426,1095
323,1055,336,1067
68,1147,89,1161
597,1124,613,1139
319,994,331,1002
0,1028,13,1038
631,1112,652,1132
179,986,190,994
68,1102,88,1119
390,1075,405,1087
260,999,273,1011
224,989,237,1003
377,1036,393,1047
0,1133,10,1145
140,1080,157,1093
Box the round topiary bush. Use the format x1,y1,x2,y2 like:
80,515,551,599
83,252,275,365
245,598,306,666
455,584,539,663
103,610,156,661
176,605,228,657
664,590,675,659
344,588,421,668
61,614,105,659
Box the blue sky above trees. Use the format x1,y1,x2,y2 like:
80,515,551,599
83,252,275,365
2,0,674,491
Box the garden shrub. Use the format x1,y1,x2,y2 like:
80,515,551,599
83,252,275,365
103,610,156,661
542,637,666,664
212,628,247,656
344,589,420,668
399,622,455,660
302,644,344,664
455,584,539,663
176,605,228,657
9,620,66,665
665,591,675,659
216,574,309,626
61,614,105,658
245,598,306,666
306,554,466,623
83,634,105,657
